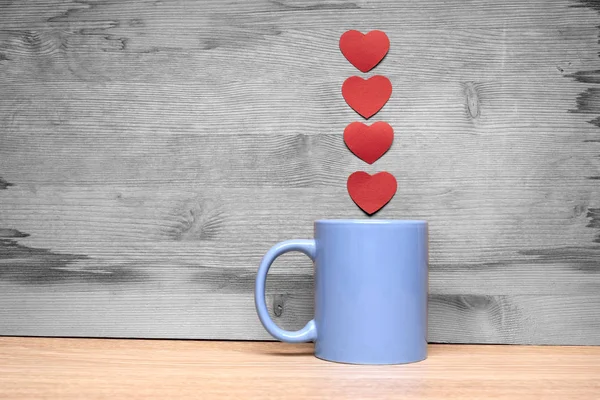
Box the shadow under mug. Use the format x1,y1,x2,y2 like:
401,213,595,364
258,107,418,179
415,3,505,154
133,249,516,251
255,219,428,365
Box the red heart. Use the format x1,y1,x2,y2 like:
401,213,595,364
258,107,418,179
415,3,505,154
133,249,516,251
342,76,392,119
344,122,393,164
347,171,397,215
339,30,390,73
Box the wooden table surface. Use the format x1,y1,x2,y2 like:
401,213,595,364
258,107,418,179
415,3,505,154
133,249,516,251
0,338,598,399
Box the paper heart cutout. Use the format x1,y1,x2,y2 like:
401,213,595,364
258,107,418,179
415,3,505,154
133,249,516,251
339,30,390,73
347,171,397,215
344,122,393,164
342,76,392,119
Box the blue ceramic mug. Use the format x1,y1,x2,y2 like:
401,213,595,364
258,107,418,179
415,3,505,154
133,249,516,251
255,219,428,364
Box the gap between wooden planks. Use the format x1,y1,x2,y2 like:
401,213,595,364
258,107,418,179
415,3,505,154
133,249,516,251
0,337,599,400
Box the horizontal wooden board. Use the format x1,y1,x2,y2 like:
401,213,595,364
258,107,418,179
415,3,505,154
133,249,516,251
1,0,599,31
1,185,598,261
0,26,597,83
1,286,599,344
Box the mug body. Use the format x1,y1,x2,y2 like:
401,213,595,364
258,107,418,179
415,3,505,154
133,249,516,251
313,219,428,364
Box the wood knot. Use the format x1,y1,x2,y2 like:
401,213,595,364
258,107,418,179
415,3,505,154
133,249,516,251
272,294,286,318
463,82,481,120
128,18,144,27
168,197,226,240
573,203,588,217
458,295,494,311
0,177,14,190
24,31,41,46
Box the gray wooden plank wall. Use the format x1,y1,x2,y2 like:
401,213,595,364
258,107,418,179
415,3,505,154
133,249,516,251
1,0,599,344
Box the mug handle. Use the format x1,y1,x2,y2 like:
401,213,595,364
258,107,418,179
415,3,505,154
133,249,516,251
255,239,317,343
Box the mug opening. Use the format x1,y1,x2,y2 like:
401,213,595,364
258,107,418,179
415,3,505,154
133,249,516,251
315,219,427,225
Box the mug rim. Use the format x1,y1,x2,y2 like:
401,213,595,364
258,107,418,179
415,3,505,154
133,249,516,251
315,219,427,225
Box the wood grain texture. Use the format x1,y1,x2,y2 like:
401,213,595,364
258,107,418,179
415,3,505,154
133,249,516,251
1,338,599,400
1,0,600,343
